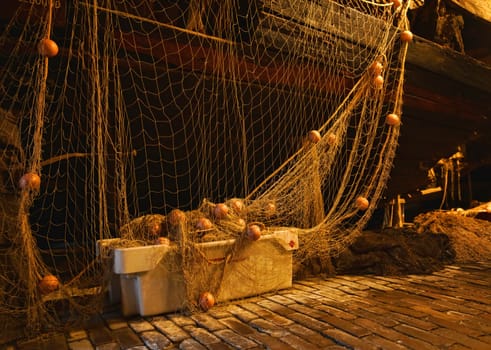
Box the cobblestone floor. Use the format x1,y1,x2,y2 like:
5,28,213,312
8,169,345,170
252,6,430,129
8,261,491,350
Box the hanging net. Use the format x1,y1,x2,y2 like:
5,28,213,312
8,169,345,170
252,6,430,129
0,0,411,338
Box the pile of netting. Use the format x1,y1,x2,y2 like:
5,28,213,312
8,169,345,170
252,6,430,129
0,0,412,339
414,207,491,263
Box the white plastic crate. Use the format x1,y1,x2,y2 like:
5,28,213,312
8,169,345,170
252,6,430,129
99,230,298,316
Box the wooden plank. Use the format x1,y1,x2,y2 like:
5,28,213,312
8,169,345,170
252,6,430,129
0,0,67,27
406,35,491,94
450,0,491,23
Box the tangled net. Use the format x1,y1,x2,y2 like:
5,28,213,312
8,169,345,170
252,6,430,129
414,209,491,263
1,0,412,338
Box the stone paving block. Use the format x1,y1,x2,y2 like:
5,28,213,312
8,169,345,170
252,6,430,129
206,342,235,350
183,325,222,345
310,287,354,303
291,282,318,292
362,334,408,350
355,279,395,291
17,333,69,350
95,342,119,350
128,318,155,333
287,323,337,348
88,326,114,346
314,303,357,320
433,327,491,350
247,332,296,350
423,315,483,338
460,318,491,335
214,329,259,349
256,299,294,315
337,285,369,296
285,290,323,304
191,313,227,332
223,305,258,322
367,307,437,331
152,318,189,342
350,318,439,350
111,327,144,348
67,329,89,342
178,338,207,350
239,302,273,318
84,314,106,329
478,335,491,344
68,339,95,350
278,332,322,350
319,315,371,338
287,303,371,337
265,294,297,305
334,277,371,291
239,302,295,326
294,278,321,286
168,314,197,327
353,318,399,337
248,318,288,338
260,312,294,327
219,317,257,336
350,307,400,328
105,317,128,331
316,279,343,288
283,311,332,332
15,338,41,350
394,324,455,348
322,328,381,350
206,307,232,319
380,309,438,331
411,304,469,322
140,330,172,350
446,343,476,350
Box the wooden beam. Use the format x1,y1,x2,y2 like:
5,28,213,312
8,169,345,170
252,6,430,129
406,35,491,94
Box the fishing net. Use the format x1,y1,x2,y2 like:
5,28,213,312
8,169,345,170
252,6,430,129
414,208,491,263
0,0,411,337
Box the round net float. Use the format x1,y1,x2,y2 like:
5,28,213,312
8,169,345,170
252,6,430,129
355,196,370,211
373,75,384,89
386,113,401,126
38,275,60,295
167,209,187,226
326,133,338,146
196,217,213,230
237,218,246,230
263,202,276,217
198,291,215,311
38,38,59,57
228,198,245,215
148,222,162,237
370,61,383,76
392,0,402,9
400,30,413,43
214,203,229,219
18,172,41,192
308,130,322,143
246,224,262,241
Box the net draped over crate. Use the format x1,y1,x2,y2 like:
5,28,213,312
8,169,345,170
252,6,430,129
0,0,411,336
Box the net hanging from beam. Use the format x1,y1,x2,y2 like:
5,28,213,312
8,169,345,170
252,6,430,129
0,0,411,337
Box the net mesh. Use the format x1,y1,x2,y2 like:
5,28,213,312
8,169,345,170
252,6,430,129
0,0,410,336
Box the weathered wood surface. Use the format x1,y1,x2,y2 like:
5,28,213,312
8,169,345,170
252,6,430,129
450,0,491,23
